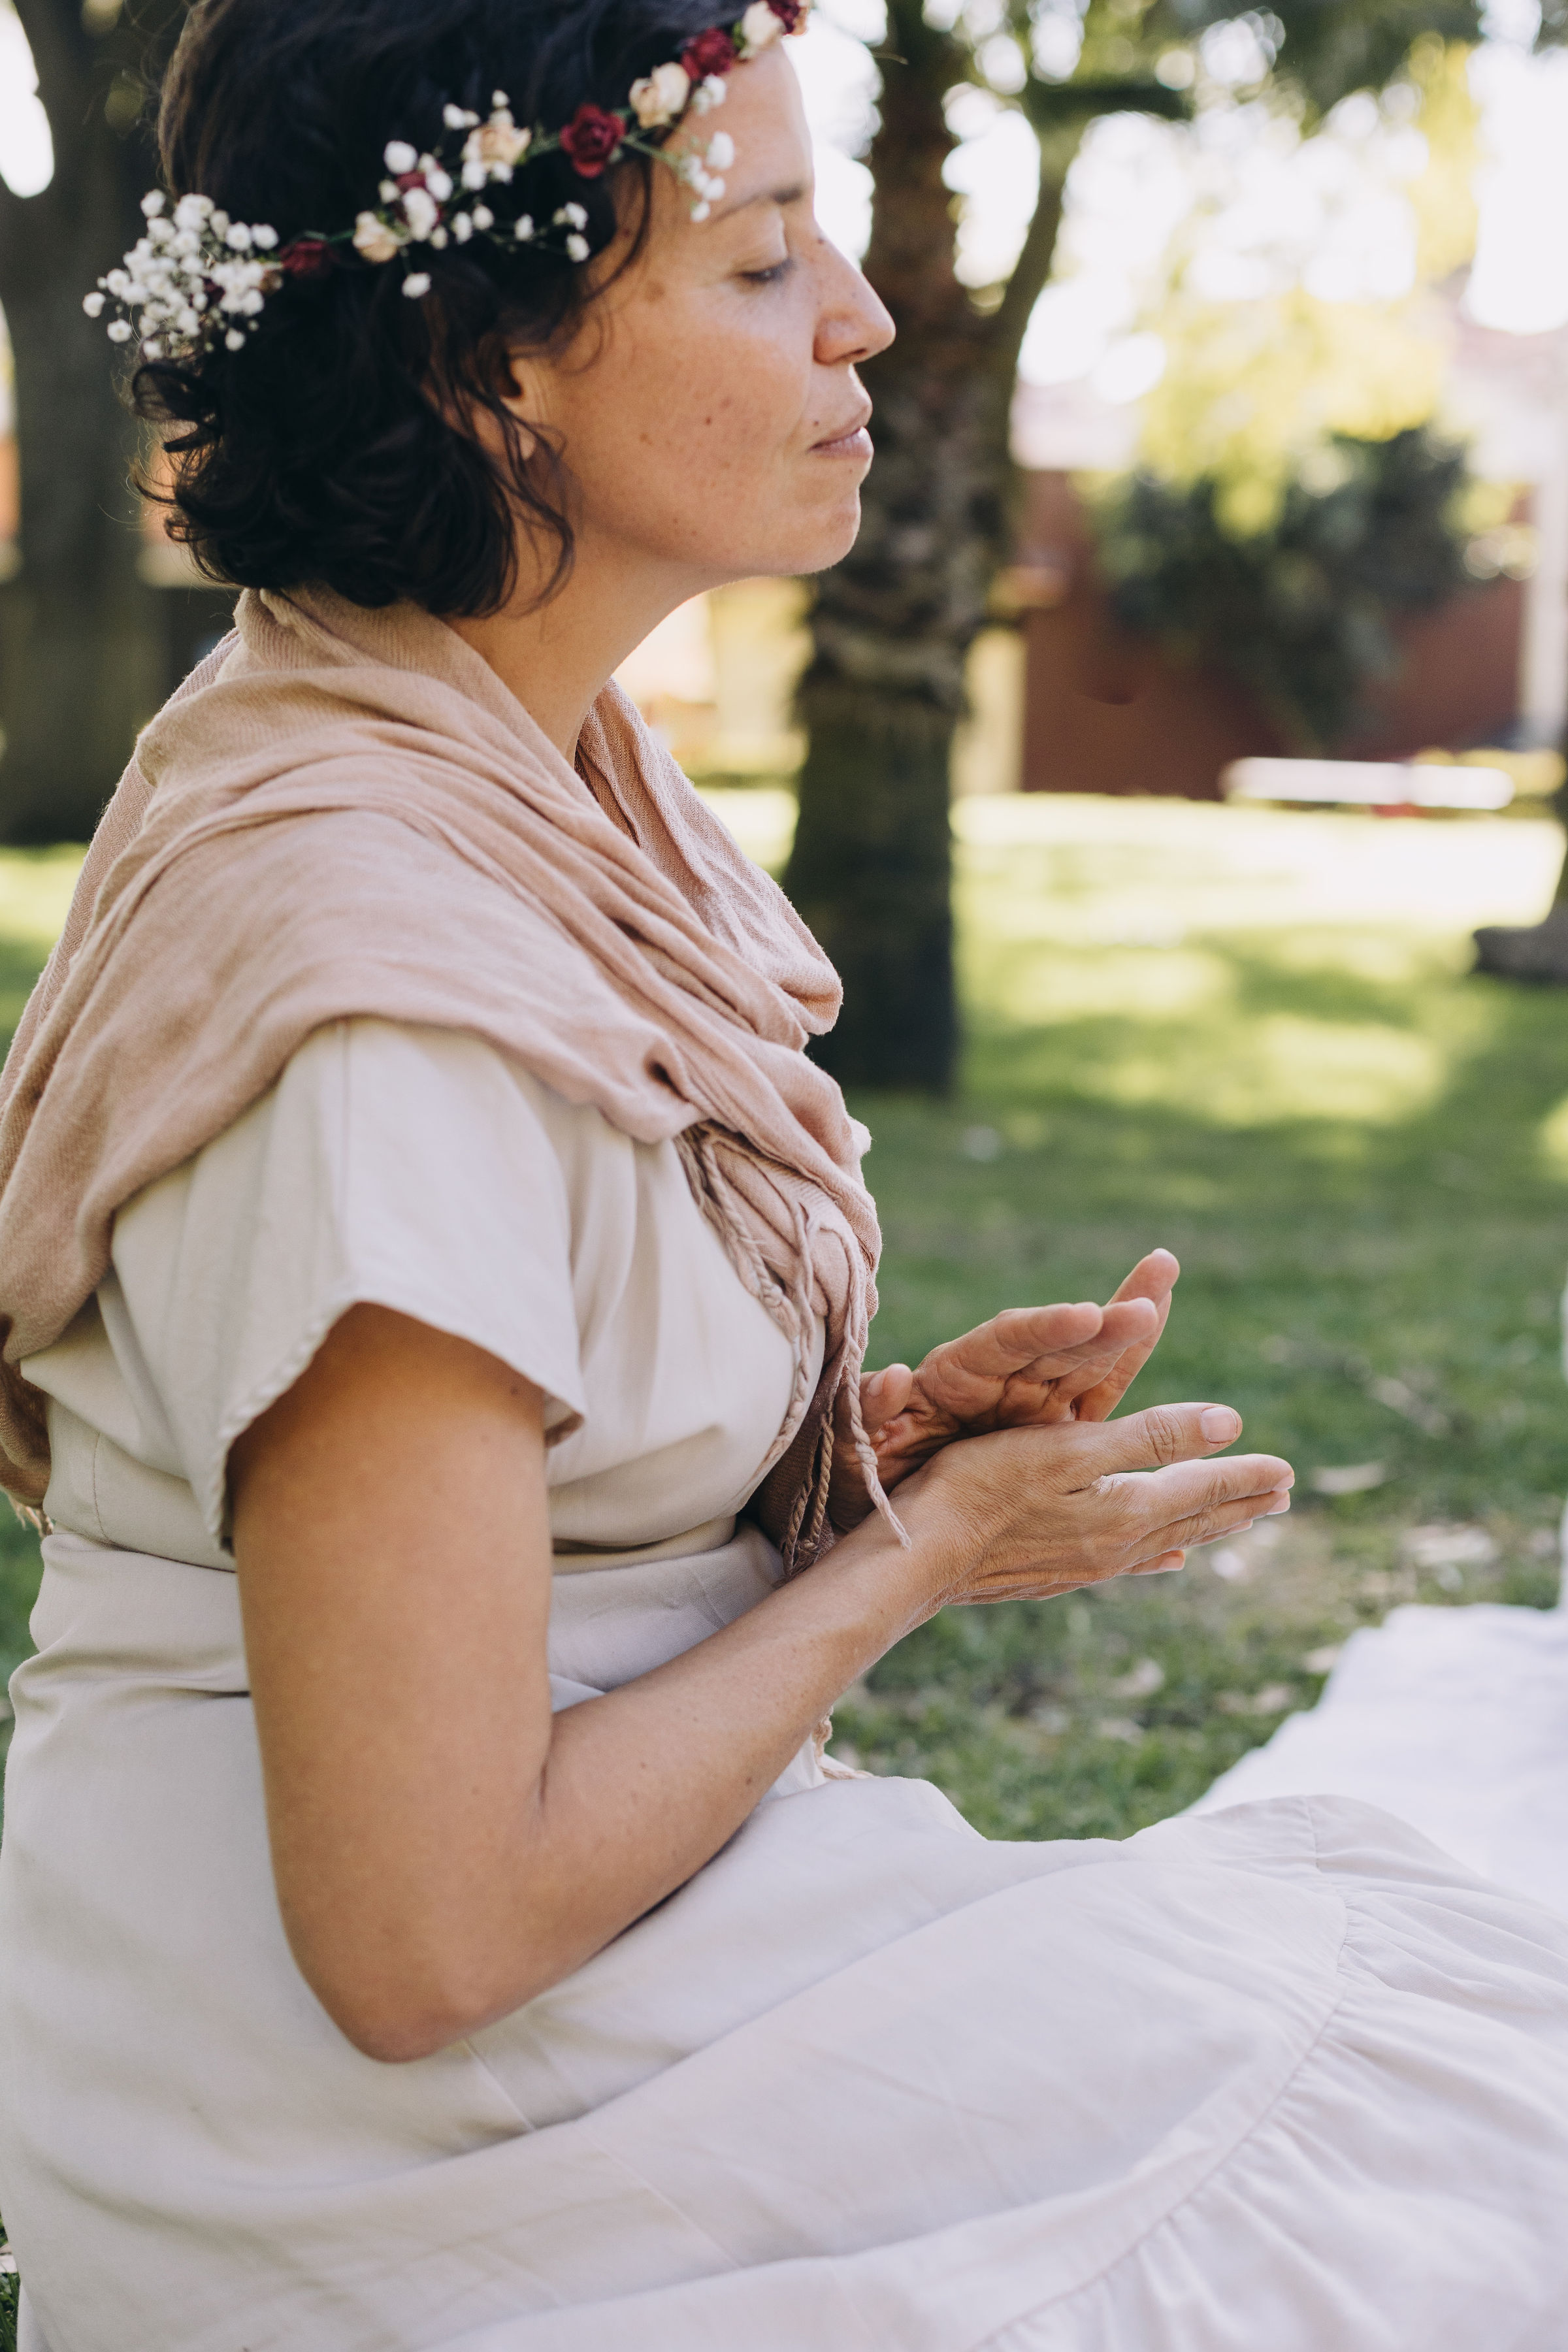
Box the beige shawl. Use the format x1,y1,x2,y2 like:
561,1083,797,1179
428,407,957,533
0,586,890,1565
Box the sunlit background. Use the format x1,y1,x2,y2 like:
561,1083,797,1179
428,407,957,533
4,0,1568,1844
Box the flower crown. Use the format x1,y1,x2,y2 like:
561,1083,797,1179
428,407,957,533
84,1,807,365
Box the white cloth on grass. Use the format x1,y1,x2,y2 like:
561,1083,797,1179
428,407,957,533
4,1019,1568,2352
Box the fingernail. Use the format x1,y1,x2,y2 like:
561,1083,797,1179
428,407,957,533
1266,1495,1291,1514
1200,1407,1241,1444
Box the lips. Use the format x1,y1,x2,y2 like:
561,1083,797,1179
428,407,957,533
813,410,874,453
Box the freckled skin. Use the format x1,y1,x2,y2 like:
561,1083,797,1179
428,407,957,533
448,49,892,762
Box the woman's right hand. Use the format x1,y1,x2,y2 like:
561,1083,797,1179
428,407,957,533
885,1401,1292,1618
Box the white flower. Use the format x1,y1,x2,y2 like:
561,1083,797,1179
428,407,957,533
384,140,418,175
252,224,278,250
225,221,252,251
403,271,432,298
353,210,403,263
472,203,495,230
241,289,265,315
691,74,727,113
177,307,199,335
452,211,474,242
740,1,785,50
565,233,590,262
430,225,449,249
82,290,106,317
427,167,453,201
174,193,212,230
142,336,165,359
210,210,230,238
443,103,474,129
225,328,247,350
461,158,488,191
140,189,167,217
707,131,736,169
629,61,691,129
106,319,133,342
690,201,711,223
465,114,531,172
402,186,440,240
514,214,535,241
554,202,588,229
492,90,510,110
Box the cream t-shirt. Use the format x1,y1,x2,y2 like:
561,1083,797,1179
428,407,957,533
22,1020,820,1573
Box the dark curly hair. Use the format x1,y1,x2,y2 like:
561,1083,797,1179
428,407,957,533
139,0,741,615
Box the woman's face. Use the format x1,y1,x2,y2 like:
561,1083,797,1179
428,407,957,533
510,47,894,599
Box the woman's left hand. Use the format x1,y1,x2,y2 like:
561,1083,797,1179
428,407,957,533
831,1249,1180,1529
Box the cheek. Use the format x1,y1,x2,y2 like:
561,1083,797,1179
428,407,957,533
566,312,810,530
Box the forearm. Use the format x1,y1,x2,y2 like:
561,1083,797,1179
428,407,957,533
364,1509,935,2059
511,1517,931,1974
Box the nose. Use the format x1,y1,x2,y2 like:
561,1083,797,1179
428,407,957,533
812,229,894,369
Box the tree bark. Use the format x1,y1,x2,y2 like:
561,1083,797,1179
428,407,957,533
0,0,195,843
785,8,1078,1093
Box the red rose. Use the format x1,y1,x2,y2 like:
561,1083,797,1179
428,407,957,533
559,103,624,178
681,27,739,81
767,0,809,29
278,238,332,278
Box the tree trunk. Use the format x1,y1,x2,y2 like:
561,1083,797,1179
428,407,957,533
785,7,1073,1092
0,0,193,843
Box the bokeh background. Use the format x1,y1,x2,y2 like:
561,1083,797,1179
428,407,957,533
4,0,1568,1846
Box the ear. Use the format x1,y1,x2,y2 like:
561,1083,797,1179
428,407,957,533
490,340,547,460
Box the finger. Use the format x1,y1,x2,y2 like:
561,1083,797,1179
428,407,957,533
1139,1487,1290,1560
1133,1550,1185,1576
917,1301,1114,1396
1075,1250,1179,1423
859,1364,913,1436
1064,1401,1266,1481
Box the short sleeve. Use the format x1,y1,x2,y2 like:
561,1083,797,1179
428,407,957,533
105,1020,589,1548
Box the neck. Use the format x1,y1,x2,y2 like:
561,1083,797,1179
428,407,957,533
446,540,708,762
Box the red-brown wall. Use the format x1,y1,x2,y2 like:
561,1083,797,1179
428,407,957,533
1017,471,1526,798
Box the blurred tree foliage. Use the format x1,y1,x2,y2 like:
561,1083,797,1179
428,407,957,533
1094,423,1473,747
0,0,210,845
786,0,1544,1092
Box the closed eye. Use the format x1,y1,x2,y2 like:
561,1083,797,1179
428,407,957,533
741,259,794,287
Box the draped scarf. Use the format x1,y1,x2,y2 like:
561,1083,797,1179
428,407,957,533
0,585,895,1566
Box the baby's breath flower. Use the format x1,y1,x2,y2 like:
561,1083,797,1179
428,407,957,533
82,291,106,318
224,328,246,351
141,189,167,218
708,131,736,169
514,214,536,241
565,233,590,262
106,319,133,343
384,140,418,175
403,271,433,299
472,203,495,231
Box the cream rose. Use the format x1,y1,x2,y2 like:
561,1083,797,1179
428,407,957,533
353,210,402,263
740,3,785,50
464,113,532,172
629,61,692,128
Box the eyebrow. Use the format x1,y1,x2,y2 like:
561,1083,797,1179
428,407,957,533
710,179,810,225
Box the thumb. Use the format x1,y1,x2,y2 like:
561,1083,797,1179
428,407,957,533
1064,1401,1245,1481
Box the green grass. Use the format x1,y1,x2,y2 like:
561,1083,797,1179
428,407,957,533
711,790,1568,1835
4,803,1568,1854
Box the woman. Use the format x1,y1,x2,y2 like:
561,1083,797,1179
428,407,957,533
1,5,1565,2346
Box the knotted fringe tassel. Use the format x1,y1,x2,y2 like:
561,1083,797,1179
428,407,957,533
675,1124,908,1574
